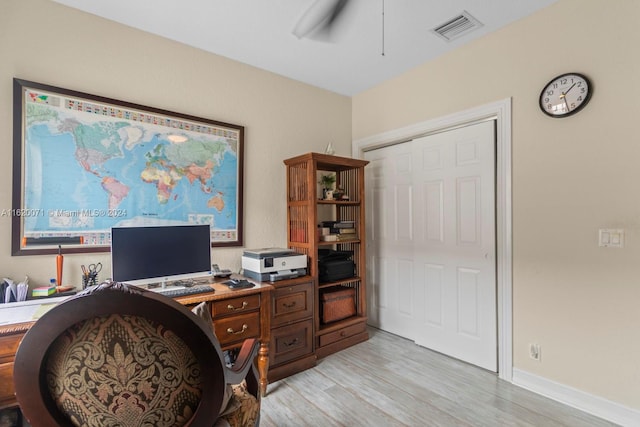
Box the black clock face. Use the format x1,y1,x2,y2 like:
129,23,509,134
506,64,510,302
540,73,592,117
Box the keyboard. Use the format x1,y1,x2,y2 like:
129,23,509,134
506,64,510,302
154,285,213,298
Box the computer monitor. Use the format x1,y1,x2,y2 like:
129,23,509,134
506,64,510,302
111,224,212,287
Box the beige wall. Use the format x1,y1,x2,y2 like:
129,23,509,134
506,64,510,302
353,0,640,411
0,0,351,283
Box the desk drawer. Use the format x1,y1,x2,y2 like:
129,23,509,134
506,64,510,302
0,362,16,408
272,281,313,327
318,322,367,348
213,312,260,346
270,319,313,366
0,334,22,408
0,334,23,364
212,294,260,317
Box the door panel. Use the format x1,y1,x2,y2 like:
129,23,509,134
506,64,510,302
457,267,480,337
423,180,444,242
424,263,444,327
457,176,481,245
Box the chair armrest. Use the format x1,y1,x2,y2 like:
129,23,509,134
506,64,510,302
226,338,259,385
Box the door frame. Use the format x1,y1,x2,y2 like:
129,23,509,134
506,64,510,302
353,98,512,381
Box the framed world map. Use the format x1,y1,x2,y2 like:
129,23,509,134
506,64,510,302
11,79,244,255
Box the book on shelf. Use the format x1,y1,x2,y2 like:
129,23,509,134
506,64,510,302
319,221,357,235
321,220,355,227
320,233,358,242
336,233,357,241
320,234,338,242
318,220,357,242
337,228,356,234
334,221,355,228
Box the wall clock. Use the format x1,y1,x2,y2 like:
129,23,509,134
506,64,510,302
539,72,592,118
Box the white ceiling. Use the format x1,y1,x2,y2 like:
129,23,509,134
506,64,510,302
52,0,559,96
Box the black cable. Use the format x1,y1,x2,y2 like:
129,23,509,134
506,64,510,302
382,0,385,56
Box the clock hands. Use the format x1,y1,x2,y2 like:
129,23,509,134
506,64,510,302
564,82,577,95
559,83,577,112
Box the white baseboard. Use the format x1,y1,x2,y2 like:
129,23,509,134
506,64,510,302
512,368,640,427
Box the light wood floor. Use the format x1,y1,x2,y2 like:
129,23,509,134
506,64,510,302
261,328,617,427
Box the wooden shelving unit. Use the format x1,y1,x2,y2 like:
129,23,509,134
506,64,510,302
284,152,369,359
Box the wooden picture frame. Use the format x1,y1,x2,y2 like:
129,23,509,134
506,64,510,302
12,78,244,255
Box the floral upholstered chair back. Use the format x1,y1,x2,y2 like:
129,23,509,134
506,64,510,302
14,282,228,427
46,313,202,426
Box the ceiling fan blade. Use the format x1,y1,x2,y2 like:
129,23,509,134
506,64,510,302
292,0,351,39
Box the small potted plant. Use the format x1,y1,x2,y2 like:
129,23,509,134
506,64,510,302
318,174,336,200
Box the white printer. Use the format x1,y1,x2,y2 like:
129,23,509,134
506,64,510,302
242,248,307,282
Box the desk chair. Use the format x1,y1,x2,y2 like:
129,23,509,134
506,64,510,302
13,281,260,427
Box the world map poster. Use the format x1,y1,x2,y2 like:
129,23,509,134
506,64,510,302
12,79,243,254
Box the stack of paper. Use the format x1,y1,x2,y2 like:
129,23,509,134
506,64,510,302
32,286,57,297
17,278,28,301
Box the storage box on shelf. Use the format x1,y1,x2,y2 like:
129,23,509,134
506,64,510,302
284,152,369,360
320,286,356,323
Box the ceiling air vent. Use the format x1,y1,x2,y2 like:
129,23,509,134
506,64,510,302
432,11,483,42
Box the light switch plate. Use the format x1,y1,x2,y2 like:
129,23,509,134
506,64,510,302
599,229,624,248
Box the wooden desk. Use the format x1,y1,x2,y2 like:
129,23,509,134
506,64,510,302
173,281,272,397
0,280,273,409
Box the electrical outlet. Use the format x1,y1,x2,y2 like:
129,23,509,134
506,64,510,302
529,343,541,361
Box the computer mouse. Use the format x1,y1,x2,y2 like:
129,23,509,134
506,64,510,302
226,279,254,289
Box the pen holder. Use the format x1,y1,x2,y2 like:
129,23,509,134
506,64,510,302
82,273,98,289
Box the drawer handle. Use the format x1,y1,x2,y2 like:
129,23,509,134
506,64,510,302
227,301,249,311
282,301,297,309
284,338,299,347
226,324,248,335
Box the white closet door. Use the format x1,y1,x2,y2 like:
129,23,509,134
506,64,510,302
365,120,497,372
